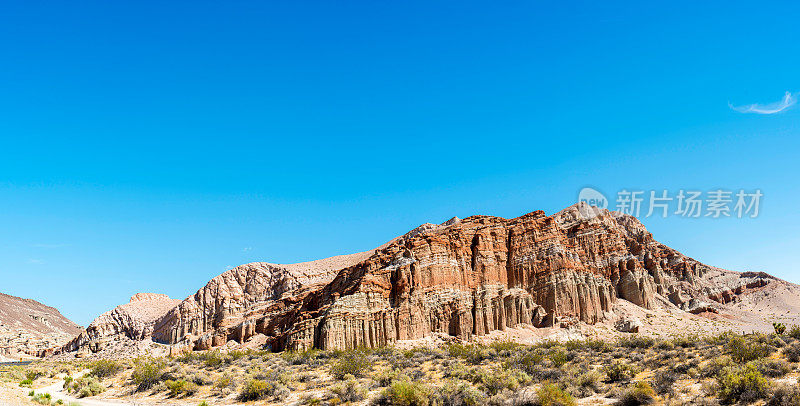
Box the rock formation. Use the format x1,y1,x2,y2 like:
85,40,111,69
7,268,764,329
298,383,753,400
147,203,776,351
0,292,81,358
50,293,180,357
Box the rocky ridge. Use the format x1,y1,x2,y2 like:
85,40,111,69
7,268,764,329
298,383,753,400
46,293,180,357
143,203,777,352
0,292,81,358
48,203,786,358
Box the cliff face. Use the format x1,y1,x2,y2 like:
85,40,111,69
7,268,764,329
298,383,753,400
151,203,773,351
53,293,180,356
0,293,80,357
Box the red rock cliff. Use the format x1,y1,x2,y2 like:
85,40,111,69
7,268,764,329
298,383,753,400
151,203,771,351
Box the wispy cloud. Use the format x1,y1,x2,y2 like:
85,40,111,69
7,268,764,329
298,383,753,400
28,259,46,265
242,247,252,252
729,91,797,114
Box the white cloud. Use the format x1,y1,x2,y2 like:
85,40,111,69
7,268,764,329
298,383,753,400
31,243,70,248
28,259,45,264
729,91,796,114
242,247,252,252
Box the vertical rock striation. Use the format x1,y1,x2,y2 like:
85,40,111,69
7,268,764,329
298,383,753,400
149,203,774,351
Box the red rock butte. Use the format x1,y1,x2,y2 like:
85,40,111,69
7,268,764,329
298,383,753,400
146,203,774,351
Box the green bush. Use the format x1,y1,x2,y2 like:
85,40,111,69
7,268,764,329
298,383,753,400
617,335,655,349
752,359,791,377
433,380,487,406
651,370,677,395
603,362,637,383
26,370,43,381
773,322,787,335
508,349,545,374
66,376,105,398
19,378,33,387
373,368,406,387
617,381,655,406
378,380,430,406
199,350,226,368
549,350,569,367
536,382,576,406
90,359,123,379
131,357,165,391
768,384,800,406
782,342,800,362
165,379,198,397
726,336,773,363
446,343,486,364
787,325,800,339
330,350,371,379
716,363,770,404
238,379,276,401
331,378,366,402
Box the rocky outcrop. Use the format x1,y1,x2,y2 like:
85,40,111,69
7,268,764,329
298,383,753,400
0,292,81,357
149,203,777,351
50,293,180,356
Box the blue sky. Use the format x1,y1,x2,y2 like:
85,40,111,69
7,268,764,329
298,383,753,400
1,1,799,326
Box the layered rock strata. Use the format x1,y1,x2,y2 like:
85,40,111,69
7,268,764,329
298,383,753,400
150,203,774,351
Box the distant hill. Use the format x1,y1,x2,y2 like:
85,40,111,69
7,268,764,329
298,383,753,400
0,292,81,359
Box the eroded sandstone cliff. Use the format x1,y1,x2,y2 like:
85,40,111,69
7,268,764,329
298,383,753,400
149,203,774,352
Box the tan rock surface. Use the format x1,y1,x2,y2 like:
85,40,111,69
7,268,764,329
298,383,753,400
0,292,80,357
148,203,782,351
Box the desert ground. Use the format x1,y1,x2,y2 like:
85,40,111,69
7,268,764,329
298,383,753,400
3,324,800,406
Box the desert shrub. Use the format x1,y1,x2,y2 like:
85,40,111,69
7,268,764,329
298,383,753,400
373,368,406,387
433,380,487,406
716,363,770,404
550,350,569,367
782,342,800,362
331,378,366,402
507,349,545,374
768,384,800,406
165,379,198,397
569,370,601,398
651,370,678,396
213,374,234,394
480,367,522,395
238,378,276,401
67,376,105,398
447,343,486,364
774,322,787,335
604,362,637,383
490,340,523,353
618,335,655,349
26,370,43,381
375,380,430,406
752,359,791,377
199,350,226,369
31,393,52,405
788,325,800,339
131,357,166,391
19,379,33,387
330,350,371,379
726,336,773,363
536,382,576,406
617,381,655,406
90,359,123,378
701,356,733,378
282,348,324,366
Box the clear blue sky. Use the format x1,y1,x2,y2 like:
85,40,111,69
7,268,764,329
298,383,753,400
1,1,799,326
